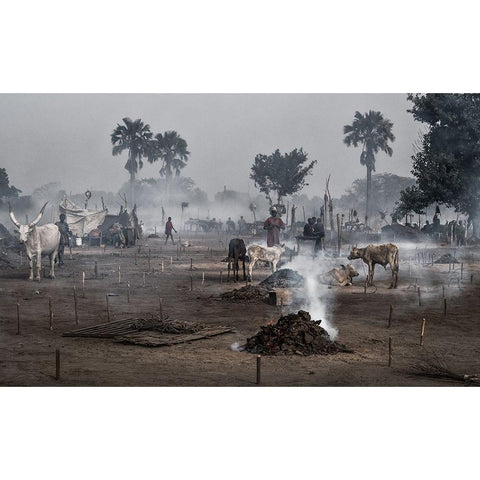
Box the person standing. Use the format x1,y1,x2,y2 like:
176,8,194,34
55,213,72,266
263,207,285,247
313,217,325,253
165,216,177,244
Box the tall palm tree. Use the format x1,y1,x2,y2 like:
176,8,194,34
111,117,152,203
343,110,395,227
148,130,190,182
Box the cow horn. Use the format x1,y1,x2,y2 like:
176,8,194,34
29,202,48,227
8,203,21,228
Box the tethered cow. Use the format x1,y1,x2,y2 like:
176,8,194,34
227,238,248,282
9,202,61,280
347,243,399,288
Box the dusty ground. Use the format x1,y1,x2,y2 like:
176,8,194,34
1,234,479,386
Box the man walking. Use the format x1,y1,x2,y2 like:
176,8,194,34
165,217,177,244
55,213,72,266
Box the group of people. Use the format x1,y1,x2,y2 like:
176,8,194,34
303,216,325,253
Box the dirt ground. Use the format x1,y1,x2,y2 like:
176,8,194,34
1,234,480,386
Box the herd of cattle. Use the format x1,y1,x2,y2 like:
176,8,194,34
226,238,399,288
8,202,400,289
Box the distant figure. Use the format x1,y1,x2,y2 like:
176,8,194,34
313,217,325,253
55,213,72,266
165,217,177,244
455,220,466,246
303,218,314,236
238,215,247,234
264,207,285,247
226,217,236,233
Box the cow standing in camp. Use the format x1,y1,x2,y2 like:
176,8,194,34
9,202,61,280
347,243,399,288
227,238,248,282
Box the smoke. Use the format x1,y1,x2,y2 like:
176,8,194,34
281,253,338,340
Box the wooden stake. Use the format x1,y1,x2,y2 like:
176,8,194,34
190,275,193,291
170,256,173,265
202,271,205,286
420,318,426,346
363,282,367,295
388,304,393,328
417,287,421,306
127,282,130,303
117,265,121,284
82,271,85,298
106,294,110,322
190,258,193,270
143,272,146,287
49,297,53,331
461,262,464,280
16,303,20,335
442,285,445,298
94,261,98,279
55,349,60,380
388,337,392,367
161,260,164,273
73,286,78,325
256,355,261,385
159,295,163,320
444,298,447,316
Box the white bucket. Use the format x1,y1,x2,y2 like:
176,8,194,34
75,237,82,246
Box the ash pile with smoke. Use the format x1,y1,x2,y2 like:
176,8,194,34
280,252,339,340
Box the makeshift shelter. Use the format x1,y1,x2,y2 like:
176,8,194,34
59,198,108,237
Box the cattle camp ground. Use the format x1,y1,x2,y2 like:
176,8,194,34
1,228,480,387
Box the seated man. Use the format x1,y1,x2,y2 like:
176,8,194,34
303,218,315,236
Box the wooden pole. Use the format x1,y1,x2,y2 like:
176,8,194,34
143,272,146,287
106,294,110,322
73,286,78,325
420,318,426,346
49,297,53,331
202,272,205,286
417,287,421,306
336,213,342,255
94,261,98,279
444,298,447,316
161,260,164,273
82,271,85,297
363,282,367,295
117,265,121,284
127,282,131,303
461,262,464,280
159,295,163,320
388,304,393,328
55,349,60,380
170,256,173,265
190,275,193,291
388,337,392,367
16,303,20,335
190,258,193,270
442,285,445,298
256,355,261,385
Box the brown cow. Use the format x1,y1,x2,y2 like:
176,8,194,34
322,264,359,286
347,243,399,288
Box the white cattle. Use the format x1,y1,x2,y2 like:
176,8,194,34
322,264,359,286
247,243,286,281
9,202,61,281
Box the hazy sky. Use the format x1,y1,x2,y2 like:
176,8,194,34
0,94,420,199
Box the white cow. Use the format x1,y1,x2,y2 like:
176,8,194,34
247,243,286,281
9,202,61,281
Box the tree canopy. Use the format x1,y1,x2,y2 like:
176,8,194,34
250,148,317,205
0,168,21,198
398,94,480,232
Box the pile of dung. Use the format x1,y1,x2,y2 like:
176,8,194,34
144,318,205,334
221,285,269,302
245,310,349,356
259,268,305,289
434,253,459,264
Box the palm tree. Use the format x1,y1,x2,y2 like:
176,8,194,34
148,130,190,183
111,117,152,203
343,110,395,227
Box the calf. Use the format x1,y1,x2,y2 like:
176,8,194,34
227,238,247,282
247,243,286,281
323,264,359,286
9,202,61,281
347,243,399,288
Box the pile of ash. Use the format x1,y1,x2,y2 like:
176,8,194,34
245,310,350,356
143,318,205,334
434,253,459,264
259,268,305,289
221,285,269,302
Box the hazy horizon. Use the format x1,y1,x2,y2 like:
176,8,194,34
0,93,420,200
